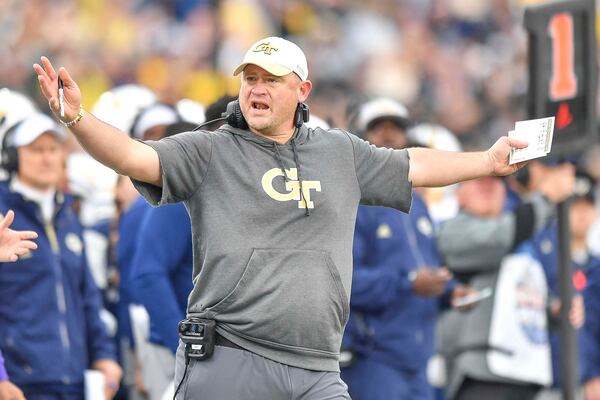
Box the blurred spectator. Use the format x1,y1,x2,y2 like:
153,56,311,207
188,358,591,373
437,162,575,400
408,123,462,226
129,121,197,400
114,108,199,399
341,97,474,400
130,103,181,141
510,164,593,400
580,145,600,258
583,258,600,400
114,174,149,399
0,112,121,399
130,199,193,400
0,209,38,400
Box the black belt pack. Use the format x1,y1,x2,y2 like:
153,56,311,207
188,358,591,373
178,317,216,361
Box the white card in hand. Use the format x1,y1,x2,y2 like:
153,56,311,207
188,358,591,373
84,369,105,400
509,116,555,165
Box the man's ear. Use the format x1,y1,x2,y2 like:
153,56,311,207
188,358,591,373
298,80,312,103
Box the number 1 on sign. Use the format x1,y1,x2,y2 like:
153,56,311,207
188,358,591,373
549,13,577,100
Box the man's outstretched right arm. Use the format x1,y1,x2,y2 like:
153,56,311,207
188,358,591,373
33,57,161,186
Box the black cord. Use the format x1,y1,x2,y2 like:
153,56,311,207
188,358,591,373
173,347,191,399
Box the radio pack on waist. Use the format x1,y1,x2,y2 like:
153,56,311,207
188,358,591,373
178,317,216,361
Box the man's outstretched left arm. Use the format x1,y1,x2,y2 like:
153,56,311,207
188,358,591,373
407,137,528,187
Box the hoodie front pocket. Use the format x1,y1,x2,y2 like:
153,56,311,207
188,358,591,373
209,248,349,354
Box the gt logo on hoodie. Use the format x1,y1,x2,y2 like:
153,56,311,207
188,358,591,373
261,168,321,209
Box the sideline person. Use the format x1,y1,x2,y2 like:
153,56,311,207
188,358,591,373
34,36,527,399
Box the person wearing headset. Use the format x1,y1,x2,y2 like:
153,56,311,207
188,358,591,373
0,113,121,399
35,36,527,399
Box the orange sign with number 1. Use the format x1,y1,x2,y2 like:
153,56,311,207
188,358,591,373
549,13,578,101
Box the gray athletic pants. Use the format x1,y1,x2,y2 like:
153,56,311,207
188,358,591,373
174,341,351,400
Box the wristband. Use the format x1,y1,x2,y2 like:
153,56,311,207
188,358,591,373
61,105,84,127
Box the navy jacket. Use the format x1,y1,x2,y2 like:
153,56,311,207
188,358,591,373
0,182,115,393
582,258,600,383
530,223,589,387
116,196,150,345
131,202,193,353
343,193,454,372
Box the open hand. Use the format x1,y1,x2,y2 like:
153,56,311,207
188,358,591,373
33,57,81,123
0,210,38,262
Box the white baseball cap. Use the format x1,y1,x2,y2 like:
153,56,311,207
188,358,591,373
233,37,308,81
357,97,410,132
0,88,38,138
132,104,180,139
9,113,65,147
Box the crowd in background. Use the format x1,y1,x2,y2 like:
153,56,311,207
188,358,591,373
2,0,600,399
2,0,589,148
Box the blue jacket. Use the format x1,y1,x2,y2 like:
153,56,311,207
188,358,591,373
0,182,115,393
131,203,193,353
343,193,454,372
530,223,588,387
116,196,151,345
582,258,600,383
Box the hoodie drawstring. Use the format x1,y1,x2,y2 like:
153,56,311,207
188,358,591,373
273,139,311,216
291,139,310,216
273,143,289,182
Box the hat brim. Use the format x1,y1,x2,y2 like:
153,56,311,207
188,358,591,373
365,116,411,131
233,60,293,78
14,129,65,147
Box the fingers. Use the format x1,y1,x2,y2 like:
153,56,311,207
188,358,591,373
59,67,76,89
18,239,38,250
515,161,528,170
48,97,60,115
33,62,49,81
14,247,32,256
35,71,57,104
18,231,38,241
34,57,59,107
0,210,14,231
437,267,452,280
506,137,528,149
40,56,57,80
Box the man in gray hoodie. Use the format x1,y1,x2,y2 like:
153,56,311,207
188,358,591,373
34,36,528,399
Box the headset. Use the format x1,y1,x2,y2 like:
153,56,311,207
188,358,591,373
193,100,310,132
1,120,22,174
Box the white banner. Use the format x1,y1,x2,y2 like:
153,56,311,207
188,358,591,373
488,252,552,385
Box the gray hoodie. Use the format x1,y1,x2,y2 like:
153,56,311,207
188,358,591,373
133,123,412,372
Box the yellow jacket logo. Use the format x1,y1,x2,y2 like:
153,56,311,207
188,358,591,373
253,42,278,55
262,168,321,209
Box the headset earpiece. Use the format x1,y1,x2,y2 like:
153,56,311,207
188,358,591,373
294,103,310,128
1,122,21,174
224,100,248,130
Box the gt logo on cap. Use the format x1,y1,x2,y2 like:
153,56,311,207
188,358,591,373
253,42,278,55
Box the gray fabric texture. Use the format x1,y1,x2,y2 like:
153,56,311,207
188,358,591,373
133,124,412,372
174,342,351,400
